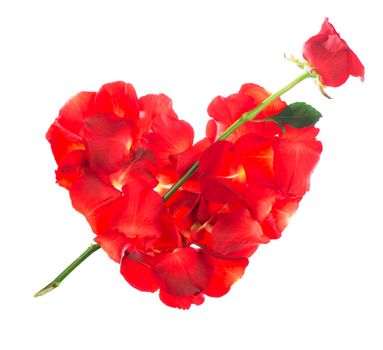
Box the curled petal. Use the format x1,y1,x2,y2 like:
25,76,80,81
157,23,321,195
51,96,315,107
261,197,300,239
46,122,84,164
95,231,129,263
137,93,178,137
120,252,159,292
58,91,96,135
56,150,87,189
239,83,287,118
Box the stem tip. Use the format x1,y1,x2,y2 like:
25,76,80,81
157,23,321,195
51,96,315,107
34,282,60,297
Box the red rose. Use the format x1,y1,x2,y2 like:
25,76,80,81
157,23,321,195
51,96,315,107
303,18,364,87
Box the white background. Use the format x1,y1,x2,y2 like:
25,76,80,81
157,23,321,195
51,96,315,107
1,0,382,349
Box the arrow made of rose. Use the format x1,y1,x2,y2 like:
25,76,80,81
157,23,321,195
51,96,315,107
35,18,364,309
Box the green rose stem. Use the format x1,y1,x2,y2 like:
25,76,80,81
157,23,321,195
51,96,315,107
34,243,101,297
34,71,312,298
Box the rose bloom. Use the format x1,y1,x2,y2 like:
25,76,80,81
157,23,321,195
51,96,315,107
303,17,364,87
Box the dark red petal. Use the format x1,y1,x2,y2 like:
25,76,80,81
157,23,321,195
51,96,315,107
165,190,200,239
56,150,87,189
211,207,269,258
159,290,205,309
58,91,96,134
81,113,135,174
94,231,129,263
46,122,85,164
204,255,248,298
70,173,122,234
273,126,322,196
114,183,164,241
93,81,139,120
152,247,213,297
261,197,300,239
120,253,159,292
109,148,158,190
148,210,181,251
199,141,245,203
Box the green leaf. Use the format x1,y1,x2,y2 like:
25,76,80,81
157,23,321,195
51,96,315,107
268,102,322,130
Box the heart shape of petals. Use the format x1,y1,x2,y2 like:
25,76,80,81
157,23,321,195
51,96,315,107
47,81,322,309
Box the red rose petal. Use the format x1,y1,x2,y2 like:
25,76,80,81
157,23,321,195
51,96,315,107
159,290,205,309
261,197,300,239
199,141,245,203
70,173,122,234
137,94,178,138
235,133,275,186
204,255,249,298
152,247,212,297
239,83,287,118
94,231,129,263
303,18,365,87
93,81,139,120
349,50,365,80
207,93,256,142
56,150,87,189
273,126,322,196
113,183,164,241
58,91,96,135
143,114,194,167
211,207,269,258
81,113,135,174
46,122,85,164
120,252,159,292
244,185,277,222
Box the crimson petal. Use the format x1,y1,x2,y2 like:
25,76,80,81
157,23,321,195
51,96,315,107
120,251,159,292
211,207,269,258
152,247,212,297
56,150,87,189
81,113,135,174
